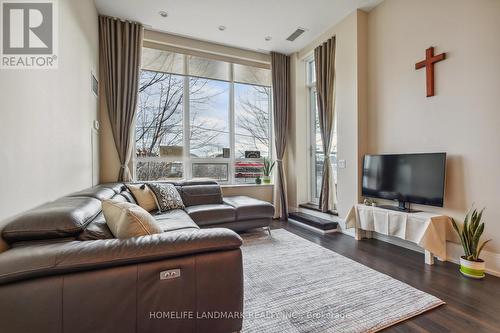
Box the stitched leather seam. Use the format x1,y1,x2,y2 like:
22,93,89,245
194,254,198,333
135,265,139,333
3,227,82,234
3,210,102,236
61,275,65,332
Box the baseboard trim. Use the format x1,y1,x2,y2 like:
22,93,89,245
338,227,500,278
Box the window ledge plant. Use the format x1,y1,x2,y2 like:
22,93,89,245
262,158,275,184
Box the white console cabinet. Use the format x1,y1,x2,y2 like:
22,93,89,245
346,204,453,265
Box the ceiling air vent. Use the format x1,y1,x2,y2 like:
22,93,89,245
286,28,306,42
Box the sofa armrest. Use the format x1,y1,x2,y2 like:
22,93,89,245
0,228,241,285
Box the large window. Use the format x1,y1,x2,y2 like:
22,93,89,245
307,59,337,203
136,47,272,183
189,78,230,158
234,83,272,159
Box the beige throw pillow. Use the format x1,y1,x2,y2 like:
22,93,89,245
126,184,158,212
102,200,162,239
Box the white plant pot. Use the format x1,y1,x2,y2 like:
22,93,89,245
459,257,486,279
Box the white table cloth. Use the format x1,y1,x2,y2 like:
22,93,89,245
346,204,453,263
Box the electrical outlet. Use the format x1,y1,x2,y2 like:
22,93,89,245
338,159,346,169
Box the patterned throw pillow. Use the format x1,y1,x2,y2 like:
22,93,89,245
147,183,185,212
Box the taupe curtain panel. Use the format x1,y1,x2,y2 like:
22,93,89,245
314,37,337,212
99,16,143,181
271,52,291,220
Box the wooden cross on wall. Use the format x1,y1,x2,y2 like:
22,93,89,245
415,47,446,97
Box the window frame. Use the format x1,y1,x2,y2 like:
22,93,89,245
135,50,273,184
306,58,319,203
306,58,338,204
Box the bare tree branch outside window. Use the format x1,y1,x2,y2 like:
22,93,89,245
135,49,272,182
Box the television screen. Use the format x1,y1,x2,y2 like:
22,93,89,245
362,153,446,207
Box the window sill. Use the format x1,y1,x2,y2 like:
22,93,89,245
299,202,338,216
220,183,274,188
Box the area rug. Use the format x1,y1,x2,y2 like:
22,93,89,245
241,229,444,333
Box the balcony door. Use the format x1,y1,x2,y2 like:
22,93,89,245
307,60,337,205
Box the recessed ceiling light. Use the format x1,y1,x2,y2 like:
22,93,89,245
265,36,272,41
159,11,168,18
218,25,226,31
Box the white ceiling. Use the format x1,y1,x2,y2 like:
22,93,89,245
95,0,383,55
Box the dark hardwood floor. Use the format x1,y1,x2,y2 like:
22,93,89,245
269,220,500,333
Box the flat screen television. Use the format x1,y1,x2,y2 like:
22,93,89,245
361,153,446,211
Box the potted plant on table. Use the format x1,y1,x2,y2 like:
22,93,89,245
262,158,275,184
451,207,491,279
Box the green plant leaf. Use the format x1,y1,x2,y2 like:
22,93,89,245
451,218,460,235
452,219,470,257
462,216,472,257
452,207,488,259
471,223,484,254
477,239,492,259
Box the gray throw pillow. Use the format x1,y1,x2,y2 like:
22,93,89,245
147,183,185,212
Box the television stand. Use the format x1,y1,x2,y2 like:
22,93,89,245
378,205,421,213
346,204,453,265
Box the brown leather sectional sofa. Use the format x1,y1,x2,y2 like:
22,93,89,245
0,180,274,333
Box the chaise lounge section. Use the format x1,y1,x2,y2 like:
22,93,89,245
0,180,274,333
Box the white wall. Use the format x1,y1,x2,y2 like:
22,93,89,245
289,0,500,275
367,0,500,274
0,0,99,250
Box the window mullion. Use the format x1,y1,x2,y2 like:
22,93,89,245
183,54,191,180
229,63,235,184
309,87,316,203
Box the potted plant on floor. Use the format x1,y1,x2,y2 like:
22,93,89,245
262,158,275,184
451,208,491,279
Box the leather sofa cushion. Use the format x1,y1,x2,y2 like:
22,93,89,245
0,228,242,285
223,196,275,220
110,193,132,203
119,190,136,204
201,218,271,232
181,185,223,207
185,204,236,226
68,183,125,201
154,209,199,232
179,179,218,186
77,213,114,241
2,197,102,243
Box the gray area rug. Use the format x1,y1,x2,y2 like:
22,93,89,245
241,229,444,333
